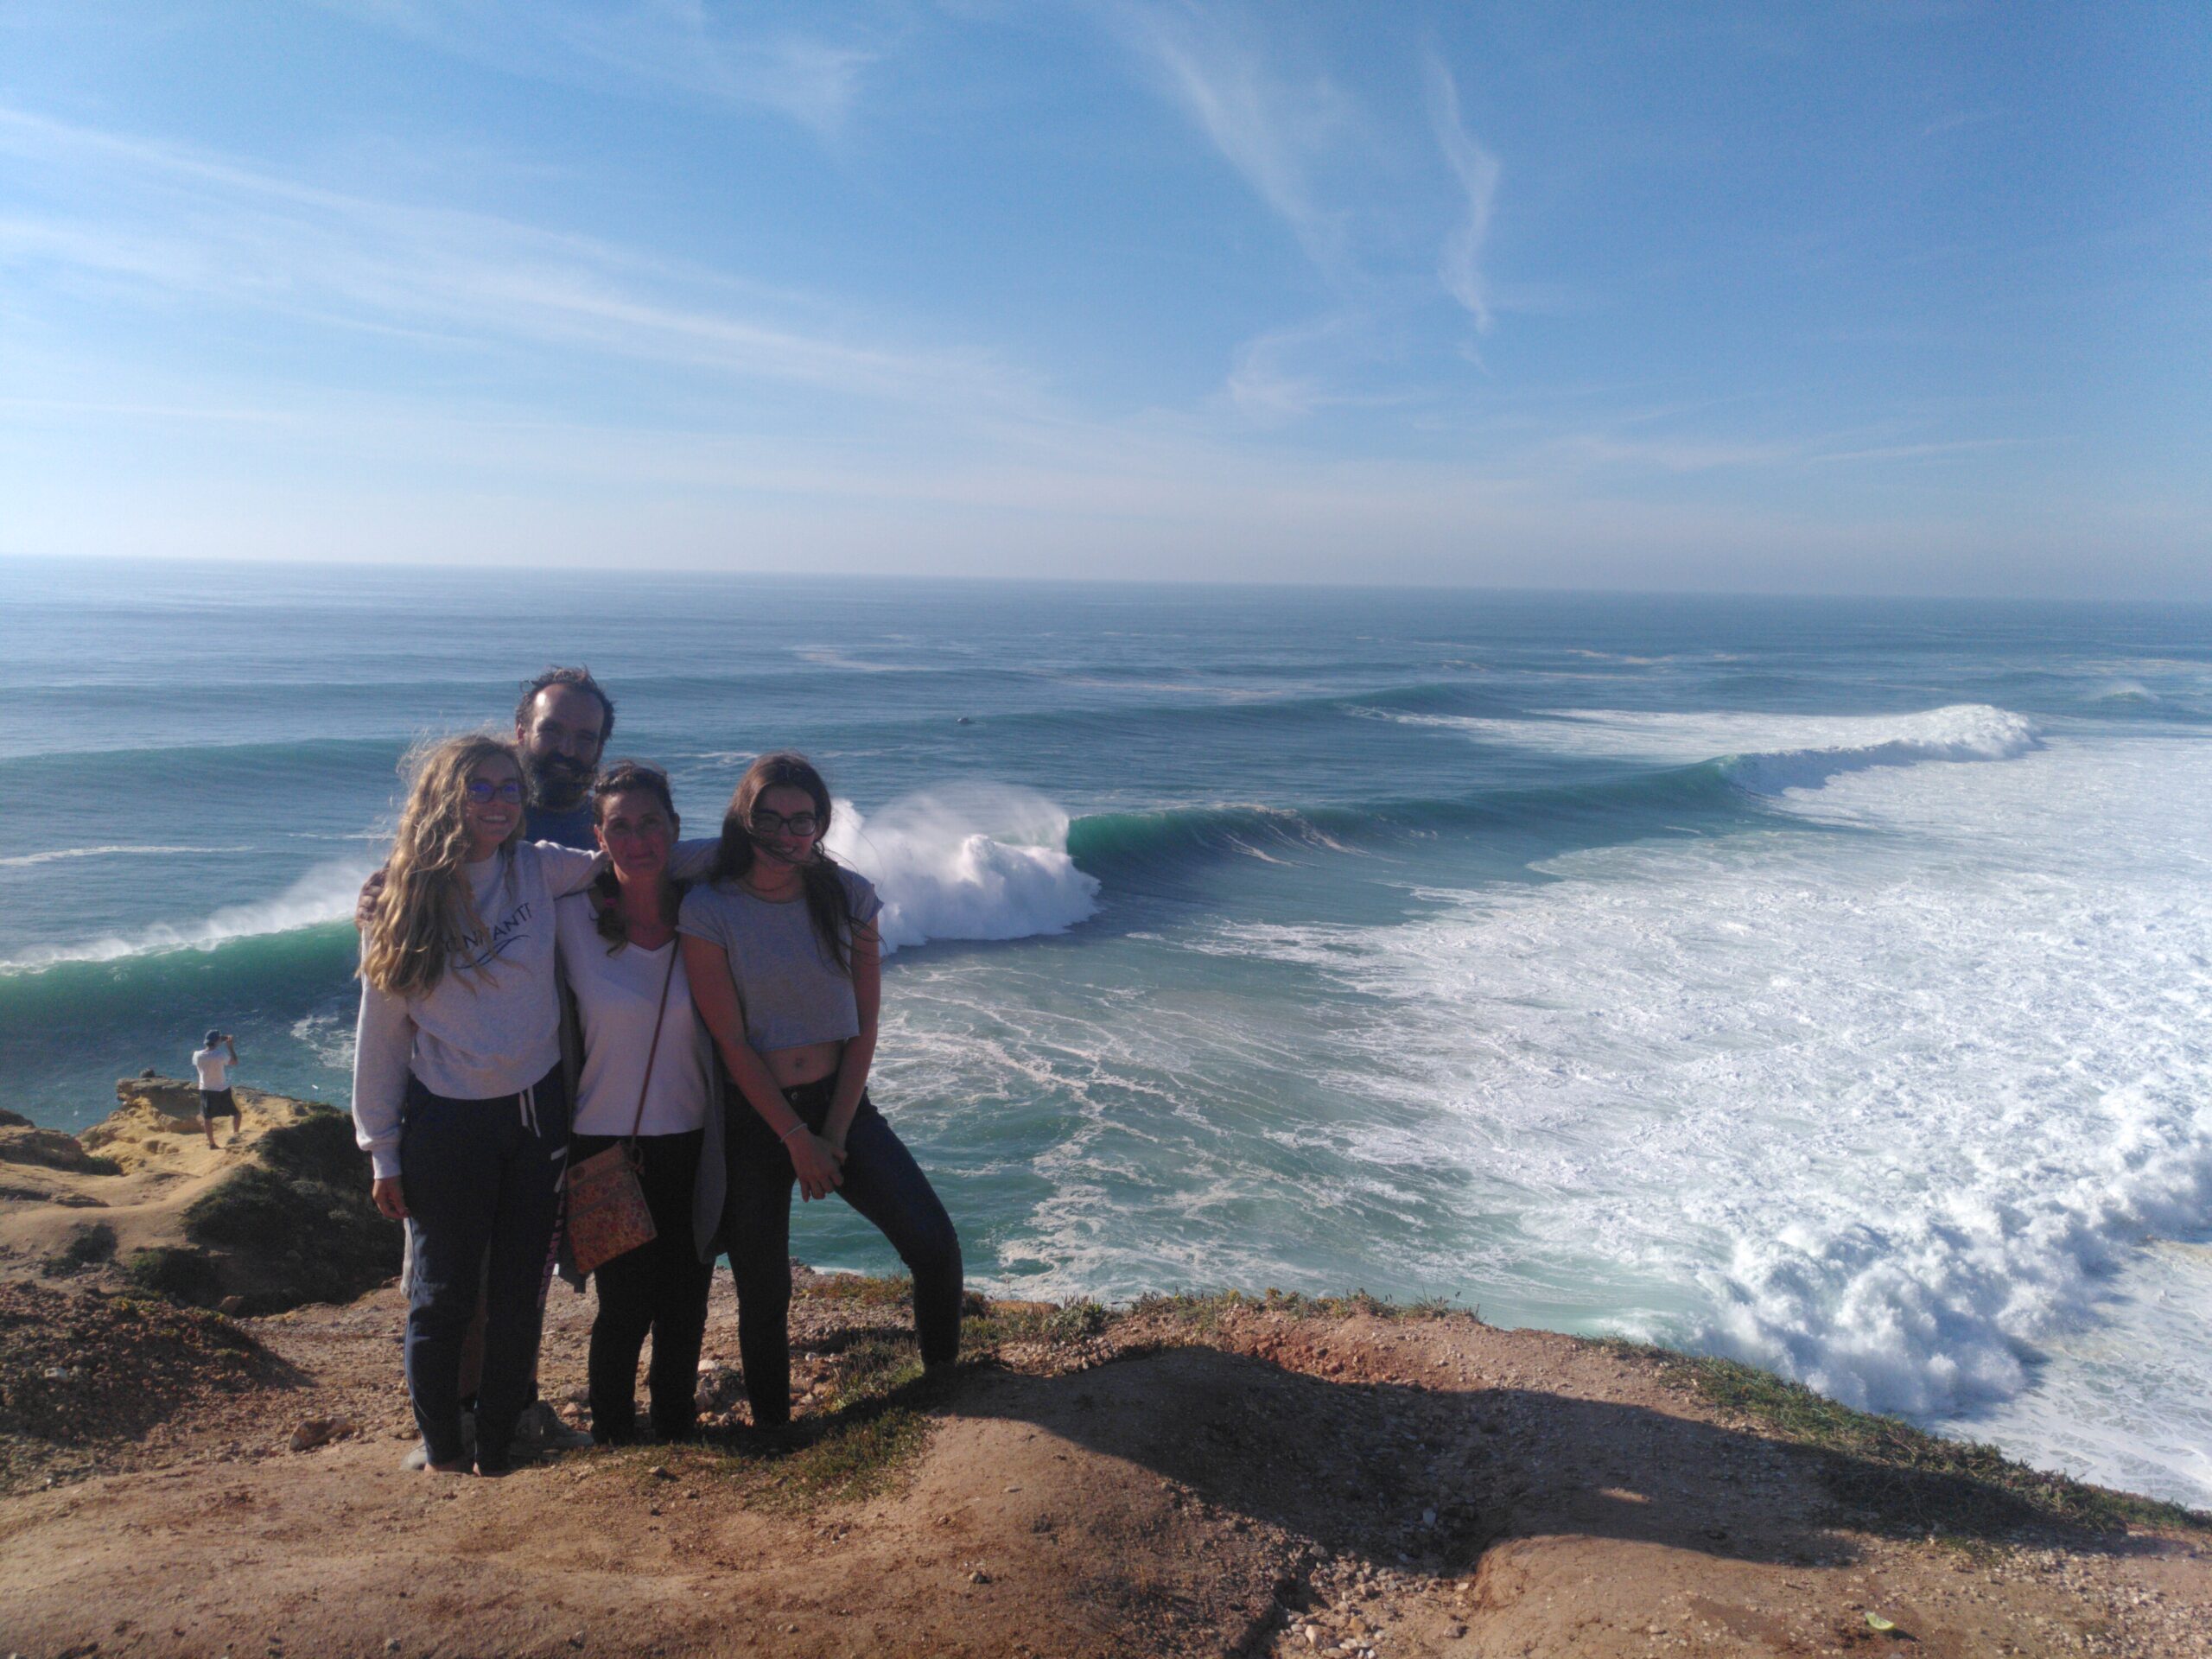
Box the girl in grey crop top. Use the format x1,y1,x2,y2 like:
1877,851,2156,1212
675,867,882,1052
674,752,963,1433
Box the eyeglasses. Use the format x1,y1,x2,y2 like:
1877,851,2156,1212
749,809,821,837
467,779,524,805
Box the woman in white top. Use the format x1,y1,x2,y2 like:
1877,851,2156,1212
352,734,606,1476
556,761,719,1444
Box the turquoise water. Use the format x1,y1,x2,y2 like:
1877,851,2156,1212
3,556,2209,1506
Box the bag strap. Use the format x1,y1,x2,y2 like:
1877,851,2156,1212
626,946,681,1144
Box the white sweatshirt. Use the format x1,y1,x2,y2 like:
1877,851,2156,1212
351,842,600,1178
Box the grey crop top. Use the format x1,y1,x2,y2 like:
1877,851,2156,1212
677,867,883,1052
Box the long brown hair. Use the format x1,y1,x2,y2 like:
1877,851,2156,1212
711,752,856,974
359,734,523,998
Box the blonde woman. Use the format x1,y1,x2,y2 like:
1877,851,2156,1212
352,734,607,1476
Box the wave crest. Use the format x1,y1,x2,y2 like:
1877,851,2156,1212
1,859,374,970
1719,705,2043,796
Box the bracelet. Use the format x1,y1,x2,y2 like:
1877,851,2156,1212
779,1122,808,1145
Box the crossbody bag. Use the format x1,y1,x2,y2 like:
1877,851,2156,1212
564,945,678,1275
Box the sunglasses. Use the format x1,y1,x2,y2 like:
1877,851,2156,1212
466,779,524,805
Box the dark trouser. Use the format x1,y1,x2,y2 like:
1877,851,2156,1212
724,1081,962,1428
200,1088,238,1121
574,1128,713,1444
400,1065,569,1471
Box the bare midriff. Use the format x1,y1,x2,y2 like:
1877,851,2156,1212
763,1038,844,1090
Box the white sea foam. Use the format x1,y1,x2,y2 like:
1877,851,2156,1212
1394,702,2044,794
827,785,1100,954
289,1008,359,1071
1192,732,2212,1502
1,858,374,969
0,843,251,868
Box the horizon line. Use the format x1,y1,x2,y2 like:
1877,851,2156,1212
4,549,2210,608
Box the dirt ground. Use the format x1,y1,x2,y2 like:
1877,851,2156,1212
3,1268,2207,1659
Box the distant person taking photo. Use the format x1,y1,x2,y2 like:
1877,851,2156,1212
192,1029,241,1148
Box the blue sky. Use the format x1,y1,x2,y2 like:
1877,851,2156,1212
1,2,2204,593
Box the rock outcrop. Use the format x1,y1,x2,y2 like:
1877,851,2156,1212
0,1077,397,1313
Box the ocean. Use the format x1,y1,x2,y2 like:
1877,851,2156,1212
2,556,2207,1509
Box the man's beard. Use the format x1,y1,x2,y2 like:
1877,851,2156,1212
530,753,594,810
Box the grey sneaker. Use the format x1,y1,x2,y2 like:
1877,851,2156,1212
402,1408,475,1471
515,1399,592,1452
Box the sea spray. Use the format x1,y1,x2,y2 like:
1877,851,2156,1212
1179,733,2212,1480
828,785,1099,952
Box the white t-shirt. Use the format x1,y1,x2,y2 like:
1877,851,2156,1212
192,1046,232,1090
556,895,713,1136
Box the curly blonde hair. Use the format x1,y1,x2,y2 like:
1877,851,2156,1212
359,734,523,998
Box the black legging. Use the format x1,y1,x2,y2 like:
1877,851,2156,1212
574,1128,713,1443
723,1081,962,1427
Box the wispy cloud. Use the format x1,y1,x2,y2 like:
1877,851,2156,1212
321,0,874,137
1103,1,1352,271
0,106,1022,410
1223,317,1336,423
1423,54,1500,332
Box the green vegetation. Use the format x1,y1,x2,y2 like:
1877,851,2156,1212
1613,1342,2212,1536
759,1408,931,1510
41,1222,116,1276
590,1300,950,1514
816,1335,925,1409
794,1270,918,1308
182,1107,398,1310
124,1246,225,1306
1128,1287,1471,1328
960,1297,1111,1348
0,1126,120,1176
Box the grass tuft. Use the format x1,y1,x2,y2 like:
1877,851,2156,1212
795,1271,915,1308
42,1222,117,1276
645,1314,946,1515
1615,1342,2212,1536
1128,1287,1471,1326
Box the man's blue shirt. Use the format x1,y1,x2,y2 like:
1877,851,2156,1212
525,798,597,850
